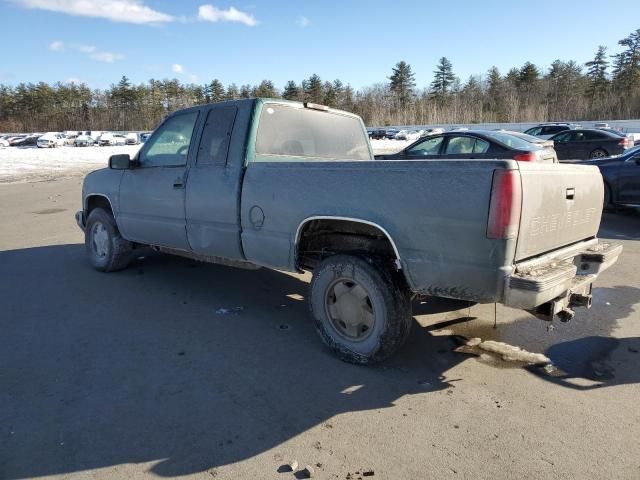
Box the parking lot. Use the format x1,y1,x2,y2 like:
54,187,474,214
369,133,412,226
0,178,639,479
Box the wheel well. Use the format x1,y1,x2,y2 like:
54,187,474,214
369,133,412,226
86,195,113,217
296,219,399,270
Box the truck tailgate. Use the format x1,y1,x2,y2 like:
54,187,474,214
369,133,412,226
515,162,603,261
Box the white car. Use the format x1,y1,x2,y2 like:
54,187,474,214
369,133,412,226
0,138,9,147
37,133,66,148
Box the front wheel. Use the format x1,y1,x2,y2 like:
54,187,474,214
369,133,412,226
590,148,607,159
85,208,132,272
310,255,412,364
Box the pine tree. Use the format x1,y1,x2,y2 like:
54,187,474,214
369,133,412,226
430,57,456,98
517,62,540,90
225,83,239,100
612,29,640,94
282,80,299,100
253,80,277,98
586,46,609,102
304,74,324,103
239,84,252,98
389,61,416,106
207,79,225,103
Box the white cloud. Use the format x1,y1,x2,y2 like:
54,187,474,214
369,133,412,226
90,51,124,63
296,15,310,27
15,0,174,24
197,4,257,26
188,73,199,82
172,63,184,74
49,41,124,63
49,40,64,51
65,77,81,84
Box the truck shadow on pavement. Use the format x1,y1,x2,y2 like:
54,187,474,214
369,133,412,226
0,244,637,478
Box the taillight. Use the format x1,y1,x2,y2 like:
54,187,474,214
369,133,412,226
513,152,536,162
487,169,522,239
618,137,630,147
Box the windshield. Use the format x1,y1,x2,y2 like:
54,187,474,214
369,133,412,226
255,104,371,161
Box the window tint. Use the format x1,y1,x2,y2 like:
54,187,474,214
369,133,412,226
254,104,371,161
407,136,444,156
571,131,586,142
141,111,198,167
473,138,490,153
445,136,475,154
524,127,542,136
196,106,237,166
552,131,571,142
483,132,533,149
583,130,608,140
542,126,565,135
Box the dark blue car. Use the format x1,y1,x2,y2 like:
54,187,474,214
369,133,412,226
573,145,640,207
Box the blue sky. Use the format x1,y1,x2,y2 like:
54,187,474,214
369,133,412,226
1,0,639,90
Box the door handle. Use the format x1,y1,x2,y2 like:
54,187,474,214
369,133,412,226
173,178,185,189
566,187,575,200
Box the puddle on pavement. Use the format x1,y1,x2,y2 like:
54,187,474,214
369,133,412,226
414,293,633,379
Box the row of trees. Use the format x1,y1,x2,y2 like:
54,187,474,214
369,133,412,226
1,29,639,132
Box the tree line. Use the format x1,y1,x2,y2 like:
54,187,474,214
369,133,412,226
0,28,639,132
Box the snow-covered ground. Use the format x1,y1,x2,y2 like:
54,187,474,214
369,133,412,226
0,140,413,184
0,145,141,183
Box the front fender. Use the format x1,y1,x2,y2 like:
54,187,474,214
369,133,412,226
82,168,124,216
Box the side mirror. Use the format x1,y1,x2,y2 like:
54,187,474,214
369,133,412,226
109,154,132,169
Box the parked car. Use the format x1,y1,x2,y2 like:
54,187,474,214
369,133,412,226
113,134,127,146
75,98,619,364
369,128,387,140
8,135,26,146
376,130,558,162
550,128,635,160
0,138,9,147
12,135,39,147
421,127,445,137
571,146,640,207
385,128,399,139
98,133,119,146
37,133,66,148
524,123,580,139
74,135,96,147
125,133,139,145
140,132,152,143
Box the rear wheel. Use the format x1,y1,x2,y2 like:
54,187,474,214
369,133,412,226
85,208,132,272
310,255,412,364
590,148,607,159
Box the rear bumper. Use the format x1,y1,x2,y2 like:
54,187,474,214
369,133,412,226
503,240,622,311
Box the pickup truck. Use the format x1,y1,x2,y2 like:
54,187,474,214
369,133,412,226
76,98,622,364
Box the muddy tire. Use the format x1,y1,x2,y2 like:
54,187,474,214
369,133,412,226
310,255,412,364
85,207,132,272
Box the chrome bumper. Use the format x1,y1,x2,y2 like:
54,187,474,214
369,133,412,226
504,240,622,311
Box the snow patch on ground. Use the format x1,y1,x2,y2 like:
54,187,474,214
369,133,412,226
0,140,412,184
465,338,551,365
0,145,141,183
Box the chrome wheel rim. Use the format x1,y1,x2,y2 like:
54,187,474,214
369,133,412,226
325,278,375,341
91,222,109,258
591,150,606,158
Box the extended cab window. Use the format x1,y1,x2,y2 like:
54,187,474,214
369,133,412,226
254,104,371,161
197,106,237,166
140,111,199,167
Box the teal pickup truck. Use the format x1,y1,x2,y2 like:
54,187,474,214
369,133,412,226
76,98,621,363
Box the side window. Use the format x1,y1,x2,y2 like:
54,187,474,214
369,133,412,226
553,132,571,142
445,136,476,154
196,106,237,166
140,111,199,167
571,131,586,142
525,127,542,136
473,138,490,153
541,126,559,135
583,131,607,140
407,136,444,156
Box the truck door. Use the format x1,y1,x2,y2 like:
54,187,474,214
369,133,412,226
118,110,199,249
618,153,640,204
185,105,244,259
